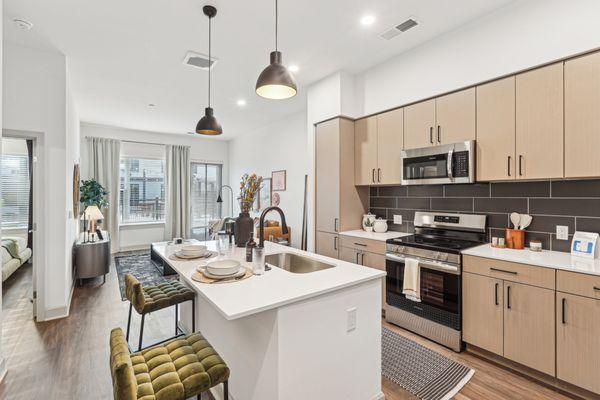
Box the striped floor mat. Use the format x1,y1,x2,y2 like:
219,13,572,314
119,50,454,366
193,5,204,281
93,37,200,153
382,327,474,400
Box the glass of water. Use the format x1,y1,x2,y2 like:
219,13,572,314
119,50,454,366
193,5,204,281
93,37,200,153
217,232,230,256
253,247,266,275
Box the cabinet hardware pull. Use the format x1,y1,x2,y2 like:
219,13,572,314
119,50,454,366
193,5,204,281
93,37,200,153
356,252,360,264
333,236,338,251
429,127,433,144
377,168,381,182
372,168,376,183
490,267,517,275
334,218,339,232
507,156,511,177
593,286,600,291
495,283,499,306
507,285,512,309
354,242,368,247
361,253,366,265
518,155,523,176
561,297,566,324
437,125,441,143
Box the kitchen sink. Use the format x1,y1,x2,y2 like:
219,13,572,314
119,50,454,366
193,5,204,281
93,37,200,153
265,252,335,274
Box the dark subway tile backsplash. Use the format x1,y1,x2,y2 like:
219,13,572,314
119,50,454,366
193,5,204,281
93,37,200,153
369,179,600,253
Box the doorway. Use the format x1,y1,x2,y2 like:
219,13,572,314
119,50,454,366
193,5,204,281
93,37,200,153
190,162,222,240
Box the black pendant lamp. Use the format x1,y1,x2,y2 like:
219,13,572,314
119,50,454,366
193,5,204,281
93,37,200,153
255,0,297,100
196,5,222,135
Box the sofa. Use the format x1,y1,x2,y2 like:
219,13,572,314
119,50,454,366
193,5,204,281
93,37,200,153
1,236,32,282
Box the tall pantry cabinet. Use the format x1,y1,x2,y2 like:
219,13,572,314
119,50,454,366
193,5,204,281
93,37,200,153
315,118,368,258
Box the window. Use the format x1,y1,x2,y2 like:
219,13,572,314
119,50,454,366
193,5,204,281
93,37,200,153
119,157,165,223
1,153,30,229
190,163,222,240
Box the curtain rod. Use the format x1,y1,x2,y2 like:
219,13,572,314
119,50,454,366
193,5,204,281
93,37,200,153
85,136,189,147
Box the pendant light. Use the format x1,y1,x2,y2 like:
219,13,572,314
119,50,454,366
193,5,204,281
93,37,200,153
255,0,297,100
196,5,222,135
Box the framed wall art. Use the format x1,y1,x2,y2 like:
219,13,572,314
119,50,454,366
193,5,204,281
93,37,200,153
272,170,286,191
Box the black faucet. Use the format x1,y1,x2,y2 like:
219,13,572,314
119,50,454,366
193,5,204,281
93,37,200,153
258,206,289,248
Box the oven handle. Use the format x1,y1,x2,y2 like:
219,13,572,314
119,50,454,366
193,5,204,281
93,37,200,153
385,253,460,275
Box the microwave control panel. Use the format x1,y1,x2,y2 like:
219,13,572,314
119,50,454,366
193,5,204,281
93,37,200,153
453,151,469,177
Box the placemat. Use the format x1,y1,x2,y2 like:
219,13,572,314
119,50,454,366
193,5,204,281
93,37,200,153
168,251,218,261
191,267,253,284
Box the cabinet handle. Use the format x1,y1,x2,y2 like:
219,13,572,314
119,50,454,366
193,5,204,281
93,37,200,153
507,156,511,177
490,267,517,275
354,242,368,247
333,236,338,251
561,297,567,325
356,252,360,264
429,127,433,144
507,285,512,309
437,125,441,143
494,283,499,306
593,286,600,291
334,218,339,232
372,168,376,183
361,253,366,265
377,168,381,183
518,155,523,176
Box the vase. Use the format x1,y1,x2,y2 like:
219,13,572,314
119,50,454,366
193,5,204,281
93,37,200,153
234,200,254,247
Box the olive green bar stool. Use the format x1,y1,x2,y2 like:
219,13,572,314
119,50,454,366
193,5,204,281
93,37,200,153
124,273,196,351
110,327,230,400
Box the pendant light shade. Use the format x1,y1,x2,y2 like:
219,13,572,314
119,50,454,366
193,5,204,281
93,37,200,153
196,5,222,135
255,0,297,100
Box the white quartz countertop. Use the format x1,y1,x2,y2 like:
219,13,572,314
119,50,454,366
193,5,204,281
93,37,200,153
339,230,412,242
462,244,600,276
154,240,385,320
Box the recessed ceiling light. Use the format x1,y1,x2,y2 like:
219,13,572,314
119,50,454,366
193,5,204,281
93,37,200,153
360,15,376,27
13,19,33,30
236,99,247,107
148,103,156,107
288,65,299,73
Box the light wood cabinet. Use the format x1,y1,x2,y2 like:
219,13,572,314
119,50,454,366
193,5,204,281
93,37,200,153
404,99,435,150
340,246,386,306
354,116,378,185
315,231,339,259
476,77,516,181
503,281,555,376
339,246,362,265
462,272,504,356
556,292,600,394
565,51,600,178
435,88,476,145
515,63,564,180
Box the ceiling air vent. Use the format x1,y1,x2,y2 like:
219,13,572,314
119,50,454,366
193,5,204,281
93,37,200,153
183,50,218,70
380,17,419,40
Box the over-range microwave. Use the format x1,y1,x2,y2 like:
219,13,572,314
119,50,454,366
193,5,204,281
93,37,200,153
401,140,475,185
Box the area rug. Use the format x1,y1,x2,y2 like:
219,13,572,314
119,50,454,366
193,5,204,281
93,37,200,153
114,252,177,301
382,327,474,400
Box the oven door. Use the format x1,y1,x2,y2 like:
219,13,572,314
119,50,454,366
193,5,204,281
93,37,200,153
385,253,461,330
401,141,474,185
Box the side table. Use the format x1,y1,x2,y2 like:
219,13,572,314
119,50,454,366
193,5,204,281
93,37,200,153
74,231,111,284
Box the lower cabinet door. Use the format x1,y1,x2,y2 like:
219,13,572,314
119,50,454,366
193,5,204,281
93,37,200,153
340,248,386,308
557,293,600,394
315,231,339,259
462,272,504,356
339,246,361,264
503,282,555,376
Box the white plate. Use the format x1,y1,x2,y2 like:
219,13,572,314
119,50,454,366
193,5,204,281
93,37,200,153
200,267,245,280
175,250,210,259
206,259,241,276
181,244,207,255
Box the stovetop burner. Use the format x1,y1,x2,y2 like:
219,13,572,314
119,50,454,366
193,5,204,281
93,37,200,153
387,234,484,254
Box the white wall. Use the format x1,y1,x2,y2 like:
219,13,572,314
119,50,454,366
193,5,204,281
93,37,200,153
80,123,229,251
228,111,308,248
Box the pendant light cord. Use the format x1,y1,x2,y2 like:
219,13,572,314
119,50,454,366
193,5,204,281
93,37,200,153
275,0,278,51
208,14,212,107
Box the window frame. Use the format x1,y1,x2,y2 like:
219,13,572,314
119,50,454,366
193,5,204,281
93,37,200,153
1,153,31,230
190,161,223,241
119,156,166,225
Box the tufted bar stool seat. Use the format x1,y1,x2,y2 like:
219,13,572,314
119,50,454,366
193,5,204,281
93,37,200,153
124,274,197,351
110,327,230,400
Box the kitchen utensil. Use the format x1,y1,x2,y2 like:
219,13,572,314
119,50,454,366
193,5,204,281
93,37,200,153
519,214,533,230
505,228,525,250
510,213,521,230
206,259,241,276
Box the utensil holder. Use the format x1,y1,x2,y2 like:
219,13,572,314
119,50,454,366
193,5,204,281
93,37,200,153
505,229,525,250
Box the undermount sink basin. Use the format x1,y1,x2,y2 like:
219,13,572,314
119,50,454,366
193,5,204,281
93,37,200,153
265,252,335,274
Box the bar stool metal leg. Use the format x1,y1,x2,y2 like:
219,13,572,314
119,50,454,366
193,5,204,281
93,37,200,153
175,304,178,335
192,299,196,332
224,380,228,400
126,303,133,341
138,314,145,351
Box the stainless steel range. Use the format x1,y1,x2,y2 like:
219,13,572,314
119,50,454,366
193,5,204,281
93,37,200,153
385,211,487,352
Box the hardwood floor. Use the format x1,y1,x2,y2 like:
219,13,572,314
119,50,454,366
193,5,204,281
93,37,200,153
0,256,576,400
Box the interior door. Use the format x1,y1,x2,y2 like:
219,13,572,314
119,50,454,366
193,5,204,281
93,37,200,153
404,99,436,150
556,292,600,394
462,273,504,356
476,77,516,181
435,88,476,145
515,63,564,180
315,119,340,234
190,163,222,240
376,108,403,185
354,116,378,185
503,282,555,376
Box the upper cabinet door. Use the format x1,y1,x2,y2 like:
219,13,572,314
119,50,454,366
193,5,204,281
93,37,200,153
376,108,404,185
515,63,564,180
404,99,435,150
354,116,378,186
565,51,600,178
476,77,516,181
315,119,340,233
435,88,476,145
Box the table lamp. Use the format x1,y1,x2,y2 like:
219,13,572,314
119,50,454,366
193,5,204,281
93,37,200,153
82,205,104,237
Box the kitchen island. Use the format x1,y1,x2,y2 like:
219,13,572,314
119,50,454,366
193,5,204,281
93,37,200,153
153,240,385,400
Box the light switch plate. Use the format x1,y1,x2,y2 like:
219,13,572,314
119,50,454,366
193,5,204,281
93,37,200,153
346,307,357,332
557,225,569,240
393,215,403,225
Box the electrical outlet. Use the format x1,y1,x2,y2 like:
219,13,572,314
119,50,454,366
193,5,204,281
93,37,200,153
346,307,357,332
556,225,569,240
393,215,403,225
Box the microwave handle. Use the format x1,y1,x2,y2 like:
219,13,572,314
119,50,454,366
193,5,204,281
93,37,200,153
447,147,454,180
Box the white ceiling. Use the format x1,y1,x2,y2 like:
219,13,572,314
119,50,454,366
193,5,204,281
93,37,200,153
4,0,515,139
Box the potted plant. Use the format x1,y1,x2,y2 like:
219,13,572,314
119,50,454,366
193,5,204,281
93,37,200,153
79,179,109,233
364,218,374,233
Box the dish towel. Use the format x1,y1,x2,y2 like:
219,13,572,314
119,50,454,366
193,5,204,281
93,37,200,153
402,258,421,302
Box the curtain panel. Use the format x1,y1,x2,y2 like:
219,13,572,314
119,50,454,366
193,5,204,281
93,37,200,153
164,145,191,240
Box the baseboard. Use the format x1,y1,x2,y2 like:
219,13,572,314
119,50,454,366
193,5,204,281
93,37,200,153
369,391,385,400
0,357,7,384
42,284,74,322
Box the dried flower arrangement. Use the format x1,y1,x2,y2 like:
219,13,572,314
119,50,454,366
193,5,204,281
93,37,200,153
239,173,263,213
